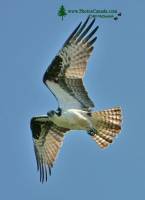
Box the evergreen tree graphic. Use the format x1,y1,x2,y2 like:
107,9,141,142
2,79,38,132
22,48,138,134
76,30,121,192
58,5,67,20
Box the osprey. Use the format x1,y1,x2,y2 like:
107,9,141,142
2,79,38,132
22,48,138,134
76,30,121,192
30,16,122,183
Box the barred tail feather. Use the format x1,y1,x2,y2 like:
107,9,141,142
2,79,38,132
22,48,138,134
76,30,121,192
90,107,122,148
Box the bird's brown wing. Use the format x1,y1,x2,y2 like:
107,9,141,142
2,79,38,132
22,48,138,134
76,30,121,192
43,16,99,110
30,116,69,183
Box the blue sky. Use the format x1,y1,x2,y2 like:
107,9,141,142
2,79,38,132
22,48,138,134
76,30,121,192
0,0,145,199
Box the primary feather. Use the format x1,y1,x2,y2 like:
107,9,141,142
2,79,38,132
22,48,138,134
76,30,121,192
43,16,99,110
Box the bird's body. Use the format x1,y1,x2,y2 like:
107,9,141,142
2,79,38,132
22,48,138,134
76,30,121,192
30,16,123,182
49,109,92,130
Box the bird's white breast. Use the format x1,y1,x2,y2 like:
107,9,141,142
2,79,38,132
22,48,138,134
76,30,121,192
52,109,91,130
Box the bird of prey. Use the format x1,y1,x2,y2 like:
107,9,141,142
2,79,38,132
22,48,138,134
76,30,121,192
30,16,122,183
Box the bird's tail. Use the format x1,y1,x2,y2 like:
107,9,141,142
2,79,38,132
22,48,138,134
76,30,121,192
88,107,122,148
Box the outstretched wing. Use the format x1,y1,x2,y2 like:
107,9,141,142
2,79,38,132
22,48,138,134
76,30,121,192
30,116,69,183
43,16,99,110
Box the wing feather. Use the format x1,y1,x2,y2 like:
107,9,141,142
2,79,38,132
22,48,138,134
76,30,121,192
43,16,99,110
30,116,69,182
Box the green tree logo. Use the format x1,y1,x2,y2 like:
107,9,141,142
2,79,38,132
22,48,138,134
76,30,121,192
58,5,67,20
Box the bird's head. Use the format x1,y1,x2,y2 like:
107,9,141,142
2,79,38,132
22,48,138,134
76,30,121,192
47,110,56,117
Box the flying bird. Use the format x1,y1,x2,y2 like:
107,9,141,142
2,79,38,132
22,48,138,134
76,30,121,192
30,16,122,183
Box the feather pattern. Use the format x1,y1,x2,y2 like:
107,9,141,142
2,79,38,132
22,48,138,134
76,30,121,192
90,107,122,148
43,16,99,110
30,116,69,183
